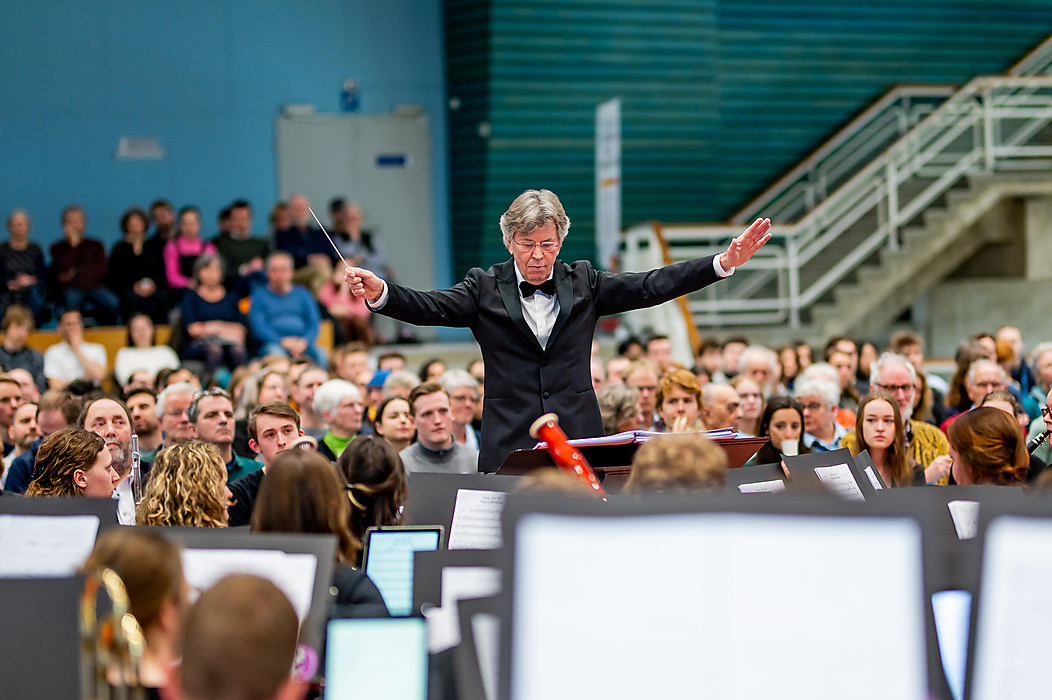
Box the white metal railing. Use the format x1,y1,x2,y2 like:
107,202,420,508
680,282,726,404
623,75,1052,330
733,33,1052,225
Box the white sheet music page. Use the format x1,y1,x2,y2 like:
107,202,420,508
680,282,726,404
448,489,507,550
972,516,1052,700
737,479,786,494
0,514,100,578
511,512,926,700
947,500,980,540
181,549,317,621
814,463,866,501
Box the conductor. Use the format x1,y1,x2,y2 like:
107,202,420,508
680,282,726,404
347,189,771,472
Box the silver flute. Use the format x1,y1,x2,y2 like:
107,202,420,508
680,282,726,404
130,434,143,504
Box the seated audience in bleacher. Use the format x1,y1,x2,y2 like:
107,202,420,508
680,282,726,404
751,396,808,465
948,406,1028,487
0,305,46,392
275,193,333,293
124,386,162,461
227,401,304,527
418,358,446,384
313,379,364,463
212,199,270,294
289,364,329,439
997,325,1037,410
1,401,37,484
0,374,21,456
332,200,390,277
250,449,389,618
646,334,673,373
338,436,408,565
156,382,196,446
730,374,764,437
399,382,478,474
148,199,176,242
738,345,780,399
163,206,217,301
850,391,923,487
80,397,138,524
941,359,1008,432
51,205,120,325
7,367,38,403
382,369,418,400
795,377,848,452
82,528,187,695
656,368,702,433
1,210,47,325
840,352,951,483
136,441,231,527
25,426,118,498
596,383,641,436
438,369,480,449
113,314,180,389
943,340,996,420
168,574,306,700
700,381,742,432
188,387,259,484
370,396,414,453
625,432,728,495
249,252,325,365
106,206,169,324
43,310,107,389
180,254,249,378
3,389,81,493
317,264,375,346
625,360,660,430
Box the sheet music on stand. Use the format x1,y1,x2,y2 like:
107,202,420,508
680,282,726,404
0,514,100,578
533,427,736,449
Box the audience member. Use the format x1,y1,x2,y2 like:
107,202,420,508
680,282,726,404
738,345,780,398
82,528,188,693
944,340,995,419
795,377,847,452
51,205,120,324
148,199,176,242
136,441,230,527
383,370,418,400
7,368,38,403
590,357,607,391
107,206,169,324
25,426,117,498
596,383,641,436
80,397,137,523
1,401,37,487
625,433,728,494
828,346,862,412
717,337,749,382
700,382,743,432
313,379,364,462
227,402,304,526
941,359,1008,432
978,389,1046,482
163,206,217,300
752,396,808,465
371,396,415,453
124,386,162,461
251,449,389,618
378,352,407,372
695,340,722,378
605,356,630,385
0,305,46,391
361,369,390,432
997,325,1034,399
797,361,857,429
275,193,333,292
438,369,480,449
249,252,325,364
167,574,307,700
289,364,328,438
625,360,660,430
188,387,260,484
646,334,673,372
317,264,375,345
947,406,1028,487
0,375,22,456
400,383,478,474
113,314,180,388
268,201,290,237
851,391,922,487
181,254,249,378
332,200,389,275
730,374,764,437
212,199,270,293
1,210,46,323
156,382,196,445
776,344,800,393
43,310,107,388
2,389,80,493
824,335,868,399
857,340,878,387
331,342,371,382
338,436,408,564
656,369,702,433
418,358,446,384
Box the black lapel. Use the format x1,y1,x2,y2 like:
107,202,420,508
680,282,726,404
496,261,543,350
545,262,573,350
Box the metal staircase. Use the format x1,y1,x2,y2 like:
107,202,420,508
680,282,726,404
621,34,1052,345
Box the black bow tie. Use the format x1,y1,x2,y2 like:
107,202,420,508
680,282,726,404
519,279,556,298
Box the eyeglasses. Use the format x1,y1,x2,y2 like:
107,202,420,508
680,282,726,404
972,381,1003,391
801,402,825,412
513,239,560,253
875,383,914,395
724,402,741,412
1042,406,1052,419
194,388,230,400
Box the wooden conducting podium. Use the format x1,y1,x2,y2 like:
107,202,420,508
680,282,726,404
496,435,768,493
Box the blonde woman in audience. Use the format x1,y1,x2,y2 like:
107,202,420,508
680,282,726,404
730,374,764,437
372,396,415,453
82,528,188,693
625,433,728,494
136,441,230,527
851,391,922,487
656,368,702,433
25,427,118,498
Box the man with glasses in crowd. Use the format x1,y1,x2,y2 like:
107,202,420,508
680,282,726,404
346,189,772,472
156,383,196,447
841,352,951,482
794,377,847,452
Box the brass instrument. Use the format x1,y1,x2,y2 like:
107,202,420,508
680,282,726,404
80,567,146,700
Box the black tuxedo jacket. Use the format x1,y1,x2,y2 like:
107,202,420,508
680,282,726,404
377,256,722,472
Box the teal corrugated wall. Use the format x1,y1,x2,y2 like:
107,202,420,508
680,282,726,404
445,0,1052,275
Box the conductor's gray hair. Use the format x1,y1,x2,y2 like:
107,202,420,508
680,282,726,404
499,189,571,243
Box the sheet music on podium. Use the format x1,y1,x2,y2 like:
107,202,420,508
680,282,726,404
971,516,1052,699
509,511,927,700
0,514,100,578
